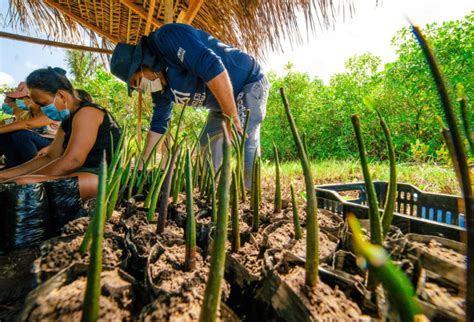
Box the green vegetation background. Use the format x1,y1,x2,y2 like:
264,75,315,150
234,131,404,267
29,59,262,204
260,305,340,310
1,13,472,192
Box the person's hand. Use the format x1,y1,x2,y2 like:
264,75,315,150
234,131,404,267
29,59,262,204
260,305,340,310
36,146,50,157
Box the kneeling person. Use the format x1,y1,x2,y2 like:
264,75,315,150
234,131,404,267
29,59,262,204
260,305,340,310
0,67,121,201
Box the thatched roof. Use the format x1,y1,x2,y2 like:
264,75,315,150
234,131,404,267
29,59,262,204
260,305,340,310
5,0,355,59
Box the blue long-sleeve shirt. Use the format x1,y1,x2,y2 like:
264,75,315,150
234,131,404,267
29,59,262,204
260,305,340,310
145,23,263,134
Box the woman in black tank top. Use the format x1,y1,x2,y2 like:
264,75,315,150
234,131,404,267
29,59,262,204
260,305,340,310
0,67,121,201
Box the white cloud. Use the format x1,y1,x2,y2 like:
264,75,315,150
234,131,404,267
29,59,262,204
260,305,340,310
0,72,14,86
263,0,473,83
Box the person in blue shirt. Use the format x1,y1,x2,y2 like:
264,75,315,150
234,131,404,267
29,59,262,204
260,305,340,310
110,23,268,188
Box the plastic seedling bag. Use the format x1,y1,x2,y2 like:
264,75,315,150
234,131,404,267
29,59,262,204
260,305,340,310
1,182,49,253
44,177,86,236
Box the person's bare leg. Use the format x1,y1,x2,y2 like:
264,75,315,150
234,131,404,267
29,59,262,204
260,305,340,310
14,172,98,201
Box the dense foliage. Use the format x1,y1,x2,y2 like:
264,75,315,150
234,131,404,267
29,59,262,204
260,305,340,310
262,12,473,162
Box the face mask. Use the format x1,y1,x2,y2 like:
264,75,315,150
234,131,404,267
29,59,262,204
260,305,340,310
139,74,163,93
41,95,71,121
15,99,28,111
2,103,13,115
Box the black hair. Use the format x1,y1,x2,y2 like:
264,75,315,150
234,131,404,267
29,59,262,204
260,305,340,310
26,67,74,95
76,89,93,102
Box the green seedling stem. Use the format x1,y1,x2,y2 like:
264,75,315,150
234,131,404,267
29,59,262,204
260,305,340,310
239,110,250,200
347,214,424,322
375,110,397,239
127,148,145,200
171,148,183,204
171,104,187,153
185,148,197,271
302,132,309,157
106,168,125,219
457,86,474,155
412,24,473,320
273,143,282,213
251,156,260,232
172,151,185,205
352,114,383,290
199,123,231,322
351,115,383,246
206,159,217,222
108,128,126,182
147,153,172,222
280,87,319,287
290,184,302,240
193,148,201,188
144,154,166,209
157,142,183,233
231,170,240,252
81,157,107,322
137,135,166,195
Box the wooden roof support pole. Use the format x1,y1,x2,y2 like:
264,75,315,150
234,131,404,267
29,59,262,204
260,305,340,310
120,0,161,28
0,31,113,54
43,0,119,43
179,0,204,24
163,0,174,24
144,0,158,35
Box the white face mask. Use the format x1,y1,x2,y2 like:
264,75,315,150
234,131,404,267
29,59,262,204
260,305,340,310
139,75,163,93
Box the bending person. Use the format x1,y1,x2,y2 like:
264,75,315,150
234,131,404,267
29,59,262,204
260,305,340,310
110,23,268,188
0,83,60,168
0,67,121,201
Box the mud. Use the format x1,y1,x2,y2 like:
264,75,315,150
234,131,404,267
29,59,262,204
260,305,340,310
149,243,229,299
61,211,125,237
421,282,464,316
38,235,124,273
411,238,465,267
28,270,131,321
284,266,363,321
231,241,263,277
127,213,184,256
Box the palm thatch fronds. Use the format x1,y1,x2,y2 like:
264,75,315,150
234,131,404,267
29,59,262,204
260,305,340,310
5,0,355,59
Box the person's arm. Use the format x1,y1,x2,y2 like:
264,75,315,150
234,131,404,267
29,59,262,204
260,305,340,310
140,92,173,169
151,25,242,131
0,114,53,134
0,128,65,181
11,102,26,119
207,70,241,131
35,107,104,176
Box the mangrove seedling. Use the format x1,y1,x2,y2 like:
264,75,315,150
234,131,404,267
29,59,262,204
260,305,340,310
199,123,232,322
351,114,383,290
280,87,319,287
207,159,217,223
251,155,261,232
364,97,398,239
351,114,383,246
273,143,282,213
146,155,171,222
412,23,473,320
347,214,425,322
290,184,302,240
157,142,182,233
185,148,197,271
231,170,240,252
81,157,107,322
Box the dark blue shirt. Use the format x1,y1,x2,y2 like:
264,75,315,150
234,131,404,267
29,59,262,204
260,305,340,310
146,23,263,134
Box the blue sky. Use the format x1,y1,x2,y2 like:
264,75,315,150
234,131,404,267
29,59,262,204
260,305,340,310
0,0,472,87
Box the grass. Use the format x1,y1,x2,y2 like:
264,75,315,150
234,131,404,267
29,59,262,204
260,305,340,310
261,159,462,195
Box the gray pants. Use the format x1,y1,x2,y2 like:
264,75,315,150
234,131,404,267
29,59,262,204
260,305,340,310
199,77,269,188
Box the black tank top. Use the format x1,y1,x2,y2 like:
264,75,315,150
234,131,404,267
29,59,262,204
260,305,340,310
61,101,121,168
